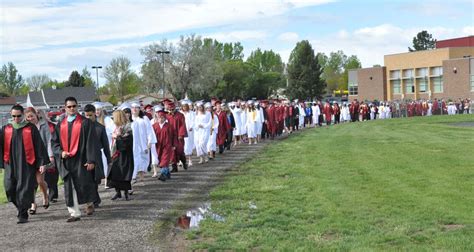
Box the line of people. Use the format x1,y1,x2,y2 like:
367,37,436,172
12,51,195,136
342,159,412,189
2,95,471,224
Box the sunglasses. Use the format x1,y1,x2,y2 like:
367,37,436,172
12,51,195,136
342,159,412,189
11,115,23,118
67,105,77,108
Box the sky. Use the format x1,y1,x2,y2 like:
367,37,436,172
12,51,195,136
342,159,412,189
1,0,473,85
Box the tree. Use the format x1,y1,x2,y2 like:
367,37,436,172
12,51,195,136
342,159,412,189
65,70,85,87
26,74,51,91
318,51,362,92
0,62,24,96
286,40,325,100
245,48,286,98
408,30,436,52
81,66,95,88
341,55,362,90
41,80,66,90
103,56,133,102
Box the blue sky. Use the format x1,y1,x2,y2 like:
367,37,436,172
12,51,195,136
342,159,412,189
1,0,473,85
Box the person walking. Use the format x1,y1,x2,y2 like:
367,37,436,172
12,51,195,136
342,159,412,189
51,97,99,222
1,104,49,224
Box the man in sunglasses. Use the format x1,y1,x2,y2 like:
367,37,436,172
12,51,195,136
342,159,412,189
51,97,99,222
0,104,50,224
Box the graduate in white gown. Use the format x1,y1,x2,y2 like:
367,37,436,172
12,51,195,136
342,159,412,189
255,101,264,142
312,102,320,126
130,102,157,183
193,101,211,164
230,102,242,146
240,102,248,141
447,102,457,115
246,101,258,145
378,103,385,119
180,99,195,167
206,102,219,159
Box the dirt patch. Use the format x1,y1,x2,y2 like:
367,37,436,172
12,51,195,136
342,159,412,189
449,122,474,127
442,224,465,231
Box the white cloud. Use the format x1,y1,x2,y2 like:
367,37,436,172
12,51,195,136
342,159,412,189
0,0,332,52
276,24,472,68
205,30,269,42
278,32,299,42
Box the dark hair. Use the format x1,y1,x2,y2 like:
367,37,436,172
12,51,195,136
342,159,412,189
123,108,133,122
138,110,145,118
84,104,96,113
65,96,78,105
11,104,24,113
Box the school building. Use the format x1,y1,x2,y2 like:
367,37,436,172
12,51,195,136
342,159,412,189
348,35,474,102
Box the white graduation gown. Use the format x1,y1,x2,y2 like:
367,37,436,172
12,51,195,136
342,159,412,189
240,109,247,135
230,107,242,136
207,114,219,152
246,109,257,138
182,110,195,156
194,112,211,157
131,116,157,179
255,107,264,136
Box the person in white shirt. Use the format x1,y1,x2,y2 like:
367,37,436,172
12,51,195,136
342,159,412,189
206,102,219,159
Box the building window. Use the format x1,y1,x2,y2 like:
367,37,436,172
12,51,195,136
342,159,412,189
348,82,358,95
419,78,428,92
391,80,401,94
431,66,443,76
403,69,413,78
416,67,428,77
405,79,414,93
471,75,474,91
433,77,443,93
390,70,400,79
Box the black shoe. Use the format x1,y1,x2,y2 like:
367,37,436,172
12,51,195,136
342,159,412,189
67,217,80,223
51,199,58,203
28,208,36,215
171,165,178,173
124,191,129,201
158,174,167,182
17,218,28,224
182,162,188,170
94,203,100,208
111,193,122,201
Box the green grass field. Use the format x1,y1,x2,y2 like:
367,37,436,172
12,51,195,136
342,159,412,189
187,115,474,251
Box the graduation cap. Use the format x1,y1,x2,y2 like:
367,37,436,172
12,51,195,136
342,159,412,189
204,102,212,109
130,102,141,108
157,110,167,117
118,102,131,111
154,105,164,112
144,104,153,110
214,99,222,105
195,100,204,107
162,99,175,109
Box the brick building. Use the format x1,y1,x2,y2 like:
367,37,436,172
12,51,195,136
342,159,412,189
348,36,474,102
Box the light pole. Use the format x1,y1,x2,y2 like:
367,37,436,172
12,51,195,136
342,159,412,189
156,50,170,98
91,66,102,95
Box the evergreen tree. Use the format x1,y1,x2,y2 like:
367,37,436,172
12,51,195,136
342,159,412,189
286,40,325,100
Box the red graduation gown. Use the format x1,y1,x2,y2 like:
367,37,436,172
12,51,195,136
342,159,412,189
216,111,230,146
166,111,187,163
153,122,175,168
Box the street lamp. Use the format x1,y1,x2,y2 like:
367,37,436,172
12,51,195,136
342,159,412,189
156,50,170,98
91,66,102,94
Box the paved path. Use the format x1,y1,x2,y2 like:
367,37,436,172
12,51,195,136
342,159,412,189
0,136,282,251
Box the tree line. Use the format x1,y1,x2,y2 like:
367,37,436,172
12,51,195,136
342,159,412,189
0,31,436,103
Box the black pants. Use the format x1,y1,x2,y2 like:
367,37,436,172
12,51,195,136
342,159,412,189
225,130,233,150
44,171,59,201
94,183,101,205
261,123,267,140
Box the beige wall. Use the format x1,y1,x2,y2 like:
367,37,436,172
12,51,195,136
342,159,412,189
348,67,386,101
384,47,474,100
443,58,473,100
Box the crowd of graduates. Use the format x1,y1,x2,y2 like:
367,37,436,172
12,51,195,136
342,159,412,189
0,95,471,224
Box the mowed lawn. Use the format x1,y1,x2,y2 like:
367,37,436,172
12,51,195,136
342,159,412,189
188,115,474,251
0,171,5,203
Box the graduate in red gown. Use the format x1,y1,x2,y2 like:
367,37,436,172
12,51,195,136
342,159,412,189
265,101,277,139
163,99,187,172
215,101,231,154
323,101,333,125
153,110,175,182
